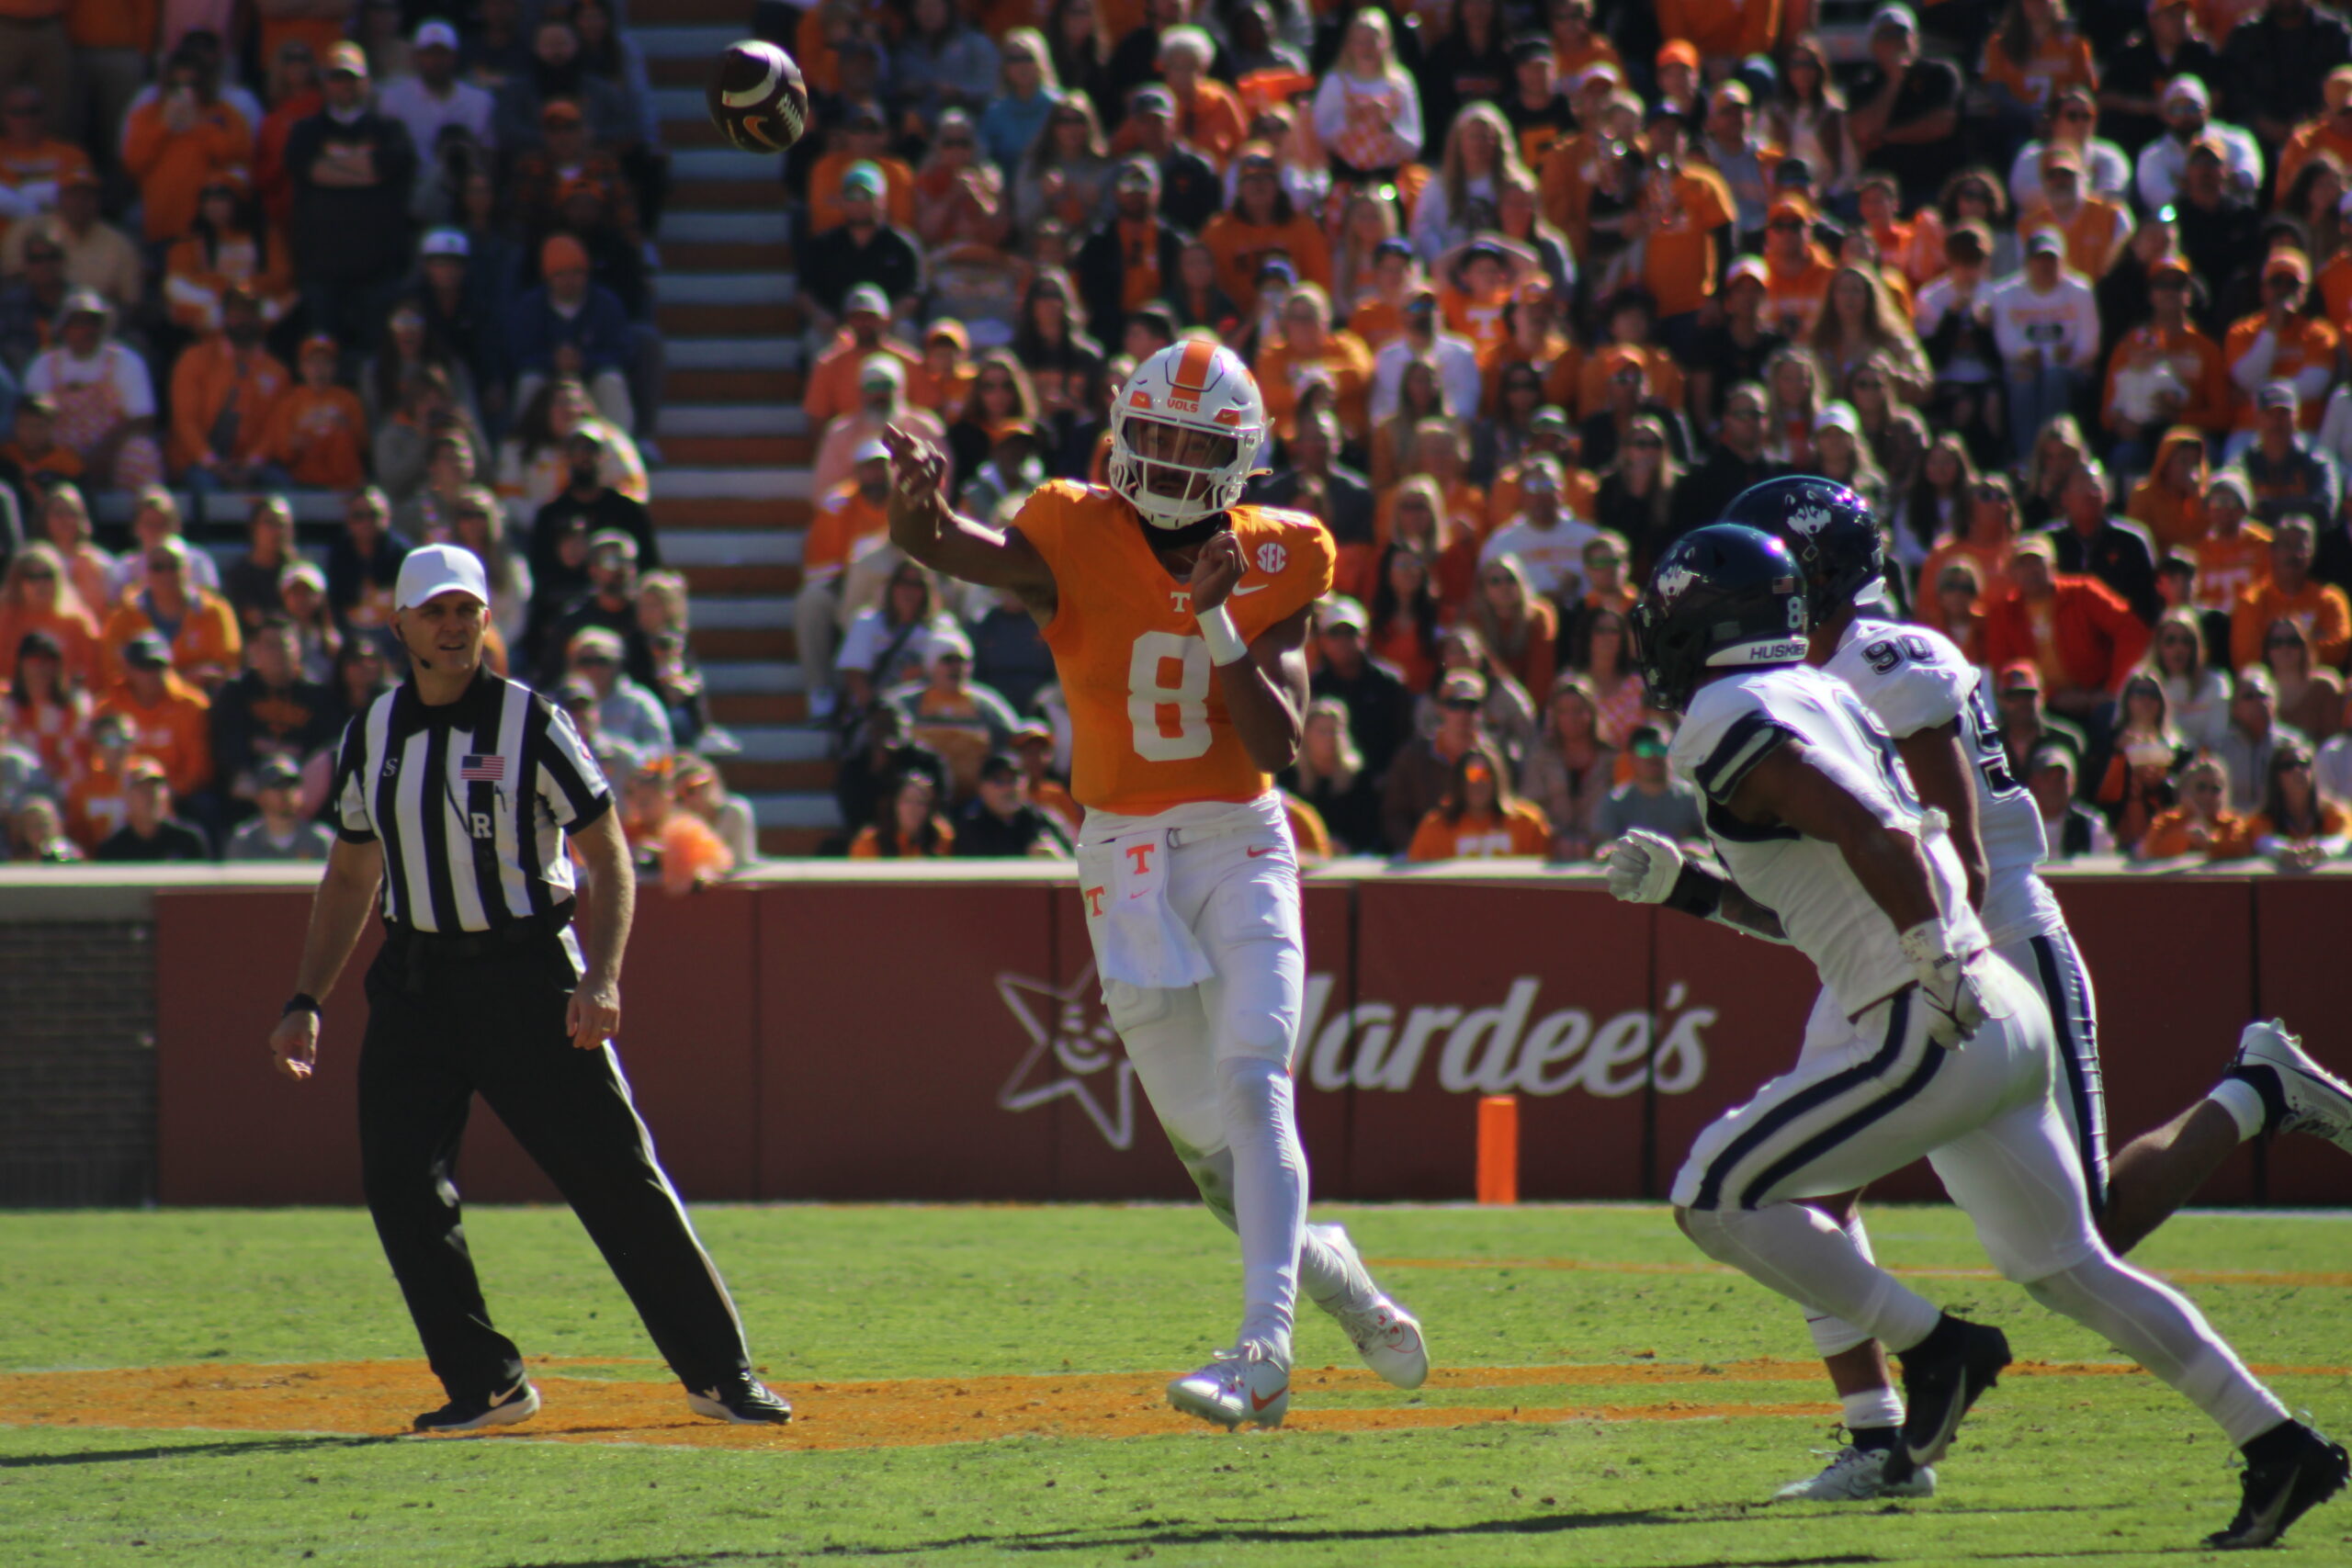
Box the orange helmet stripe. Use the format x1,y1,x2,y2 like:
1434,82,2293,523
1170,339,1217,394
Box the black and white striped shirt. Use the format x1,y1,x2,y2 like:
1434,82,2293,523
334,671,612,933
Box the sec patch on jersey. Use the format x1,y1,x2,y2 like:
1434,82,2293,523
706,39,810,153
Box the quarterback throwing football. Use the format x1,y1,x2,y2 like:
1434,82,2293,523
881,342,1427,1428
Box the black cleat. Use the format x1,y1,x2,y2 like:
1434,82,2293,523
413,1381,539,1433
1883,1315,2009,1484
686,1375,794,1425
2207,1423,2348,1550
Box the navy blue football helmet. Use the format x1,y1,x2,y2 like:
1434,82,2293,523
1630,525,1810,713
1720,476,1885,623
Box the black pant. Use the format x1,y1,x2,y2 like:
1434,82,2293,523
357,931,751,1403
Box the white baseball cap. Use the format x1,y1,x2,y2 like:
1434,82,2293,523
421,227,469,258
395,542,490,611
414,20,459,51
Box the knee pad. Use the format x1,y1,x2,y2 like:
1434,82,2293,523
1216,1055,1294,1129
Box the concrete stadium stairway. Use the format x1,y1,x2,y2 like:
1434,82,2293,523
639,9,838,854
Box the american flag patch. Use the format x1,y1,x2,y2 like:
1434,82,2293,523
459,754,505,782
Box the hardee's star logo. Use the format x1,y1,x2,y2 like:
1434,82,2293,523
995,965,1136,1150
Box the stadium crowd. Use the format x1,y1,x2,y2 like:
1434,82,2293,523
792,0,2352,868
0,2,758,889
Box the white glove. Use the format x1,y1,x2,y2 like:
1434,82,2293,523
1605,829,1685,905
1899,919,1993,1049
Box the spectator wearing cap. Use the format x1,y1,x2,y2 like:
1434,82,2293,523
260,333,368,489
806,285,924,428
23,288,159,490
2234,383,2343,527
1480,453,1598,603
96,633,213,799
957,417,1049,528
379,21,498,205
326,484,413,633
800,160,924,337
1994,656,2090,782
2222,0,2352,151
504,94,644,256
2103,256,2230,465
123,39,254,246
806,97,917,240
1668,380,1790,547
2232,512,2350,669
2224,253,2337,446
1758,195,1837,343
224,753,334,861
1312,8,1421,179
1984,535,2153,738
101,537,243,689
492,18,635,161
92,757,210,862
1073,155,1190,348
1119,83,1221,234
567,623,672,760
908,319,975,417
0,174,141,310
1594,722,1706,847
162,169,298,338
2045,459,2162,623
1846,5,1965,209
1310,594,1414,783
285,40,419,358
1656,0,1779,78
1382,667,1493,853
2020,143,2135,283
210,615,338,817
2135,74,2262,213
168,284,292,490
1498,32,1577,172
1200,141,1331,312
1369,288,1481,425
2029,743,2113,858
404,229,510,426
1987,229,2100,467
537,524,651,688
2100,3,2224,158
509,232,635,434
526,421,655,617
954,750,1073,858
813,353,947,501
888,625,1019,801
2173,134,2262,335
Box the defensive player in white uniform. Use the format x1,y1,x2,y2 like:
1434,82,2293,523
1721,478,2352,1506
880,342,1426,1430
1605,523,2345,1551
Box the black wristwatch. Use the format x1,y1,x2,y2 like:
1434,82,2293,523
282,993,323,1020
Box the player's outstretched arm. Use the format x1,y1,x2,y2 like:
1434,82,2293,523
1894,721,1988,913
881,424,1057,620
1189,532,1310,773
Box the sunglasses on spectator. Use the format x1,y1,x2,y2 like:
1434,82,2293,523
18,567,54,581
940,134,974,148
2191,780,2224,795
1724,406,1763,421
1630,434,1664,448
1442,697,1482,712
147,556,182,572
1973,482,2010,500
1851,378,1883,391
2160,632,2195,645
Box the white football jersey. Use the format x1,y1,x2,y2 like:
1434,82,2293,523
1823,617,2064,948
1669,662,1986,1022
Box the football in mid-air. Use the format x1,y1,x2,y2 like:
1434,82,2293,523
706,39,809,153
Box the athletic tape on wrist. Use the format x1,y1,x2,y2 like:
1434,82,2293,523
1665,862,1725,919
1197,604,1250,666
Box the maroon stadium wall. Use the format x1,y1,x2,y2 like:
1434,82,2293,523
134,867,2348,1208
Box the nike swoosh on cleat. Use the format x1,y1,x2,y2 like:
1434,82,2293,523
1246,845,1273,857
1250,1387,1284,1410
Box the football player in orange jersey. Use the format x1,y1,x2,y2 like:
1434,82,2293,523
881,341,1429,1430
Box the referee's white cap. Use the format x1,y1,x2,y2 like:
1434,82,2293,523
395,542,491,611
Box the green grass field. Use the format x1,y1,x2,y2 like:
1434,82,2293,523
1,1202,2346,1567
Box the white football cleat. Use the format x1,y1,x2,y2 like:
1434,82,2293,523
2231,1021,2352,1152
1308,1224,1430,1390
1168,1345,1290,1430
1773,1442,1937,1502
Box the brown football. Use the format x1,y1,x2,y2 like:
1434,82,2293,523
706,39,810,153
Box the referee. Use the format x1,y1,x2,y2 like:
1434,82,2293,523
266,544,790,1433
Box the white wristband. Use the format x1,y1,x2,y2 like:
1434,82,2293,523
1196,604,1250,666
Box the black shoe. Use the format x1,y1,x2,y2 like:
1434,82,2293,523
1883,1316,2010,1484
413,1381,540,1433
2207,1423,2349,1549
686,1376,793,1425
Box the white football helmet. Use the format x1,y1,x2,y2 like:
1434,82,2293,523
1107,341,1266,529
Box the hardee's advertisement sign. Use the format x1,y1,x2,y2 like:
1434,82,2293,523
151,869,2327,1208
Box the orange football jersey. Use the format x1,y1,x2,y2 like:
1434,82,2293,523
1012,481,1336,817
